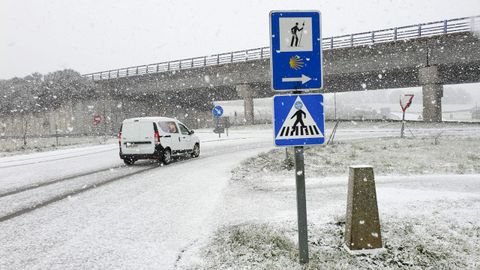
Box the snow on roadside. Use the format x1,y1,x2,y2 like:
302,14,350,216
184,173,480,269
231,137,480,191
181,136,480,269
0,136,118,157
188,203,480,269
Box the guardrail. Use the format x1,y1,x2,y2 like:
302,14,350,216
83,16,480,81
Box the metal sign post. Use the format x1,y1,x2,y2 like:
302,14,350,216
270,10,323,265
216,118,221,138
222,116,230,136
294,145,308,263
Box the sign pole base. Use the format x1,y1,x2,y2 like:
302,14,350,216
294,145,309,264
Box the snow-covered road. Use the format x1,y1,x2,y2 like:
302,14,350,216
0,124,478,269
0,128,273,269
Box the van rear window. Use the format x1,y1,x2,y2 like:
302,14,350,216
158,121,179,133
122,121,154,138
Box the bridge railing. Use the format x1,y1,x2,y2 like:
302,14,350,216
83,16,479,81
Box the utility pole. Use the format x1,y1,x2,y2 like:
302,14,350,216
55,123,59,146
103,93,107,142
334,92,337,120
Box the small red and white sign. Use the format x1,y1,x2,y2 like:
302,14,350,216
400,94,414,112
93,115,102,125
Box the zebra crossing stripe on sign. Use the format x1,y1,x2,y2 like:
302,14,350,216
275,96,324,140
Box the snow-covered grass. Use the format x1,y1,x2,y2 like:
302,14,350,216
185,135,480,269
191,204,480,269
232,136,480,190
0,136,117,157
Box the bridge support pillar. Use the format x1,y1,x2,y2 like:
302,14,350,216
419,66,443,122
236,84,254,125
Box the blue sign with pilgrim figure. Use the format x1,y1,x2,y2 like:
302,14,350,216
274,94,325,146
270,11,323,91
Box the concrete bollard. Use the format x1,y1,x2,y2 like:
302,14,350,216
345,165,382,251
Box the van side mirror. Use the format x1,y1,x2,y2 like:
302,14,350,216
189,130,195,135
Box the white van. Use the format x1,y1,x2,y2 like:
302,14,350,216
118,117,200,165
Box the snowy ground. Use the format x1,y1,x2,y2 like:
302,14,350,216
0,135,117,157
186,185,480,269
1,123,479,269
180,130,480,269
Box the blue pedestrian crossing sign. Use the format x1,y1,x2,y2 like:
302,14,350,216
274,94,325,146
270,11,323,91
212,105,223,118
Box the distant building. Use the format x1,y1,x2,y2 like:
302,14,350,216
472,107,480,120
380,107,391,119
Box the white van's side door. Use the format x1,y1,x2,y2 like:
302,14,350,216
178,122,193,150
170,122,183,152
158,120,182,152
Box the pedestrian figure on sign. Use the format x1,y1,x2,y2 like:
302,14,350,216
290,22,305,47
291,101,306,128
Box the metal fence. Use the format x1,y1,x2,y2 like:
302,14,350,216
83,16,480,81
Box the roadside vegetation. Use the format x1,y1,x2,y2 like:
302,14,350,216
191,209,480,269
232,136,480,190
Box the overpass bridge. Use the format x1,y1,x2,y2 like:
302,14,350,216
84,16,480,123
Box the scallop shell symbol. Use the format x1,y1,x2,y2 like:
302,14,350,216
289,55,304,70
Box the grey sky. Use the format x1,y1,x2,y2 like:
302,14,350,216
1,0,480,79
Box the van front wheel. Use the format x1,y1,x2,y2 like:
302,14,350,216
191,144,200,158
162,149,172,165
